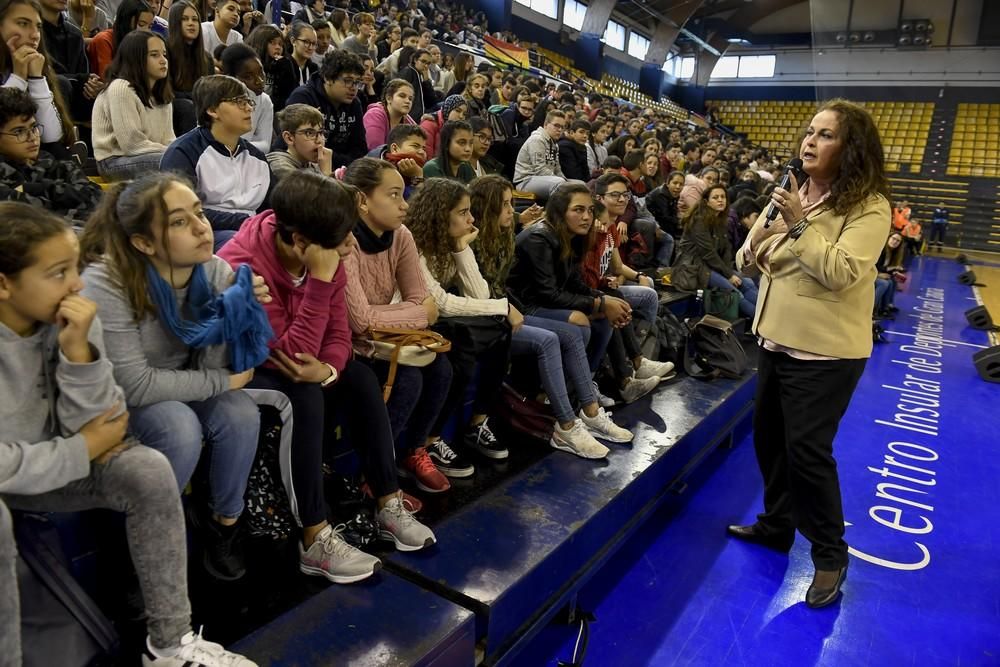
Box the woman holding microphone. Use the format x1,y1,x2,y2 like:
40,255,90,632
728,99,891,608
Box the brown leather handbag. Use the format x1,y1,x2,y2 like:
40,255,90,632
368,327,451,401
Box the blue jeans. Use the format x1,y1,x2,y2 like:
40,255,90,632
619,284,659,324
655,232,675,267
874,278,896,313
128,390,260,519
98,152,164,181
532,307,613,374
708,271,758,318
511,316,599,422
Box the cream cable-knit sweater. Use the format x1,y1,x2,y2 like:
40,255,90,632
92,79,174,162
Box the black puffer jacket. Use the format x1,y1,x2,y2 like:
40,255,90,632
506,223,601,315
558,137,591,182
645,185,681,238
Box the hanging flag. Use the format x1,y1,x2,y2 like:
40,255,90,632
483,34,531,70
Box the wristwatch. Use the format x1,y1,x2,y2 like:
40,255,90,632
320,363,338,387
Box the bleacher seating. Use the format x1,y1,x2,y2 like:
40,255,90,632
710,100,933,174
947,104,1000,178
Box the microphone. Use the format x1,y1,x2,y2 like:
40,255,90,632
764,158,804,229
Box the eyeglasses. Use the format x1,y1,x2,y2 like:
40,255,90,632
294,128,328,141
221,96,255,110
416,59,432,66
295,38,317,47
0,123,42,142
601,191,629,201
338,77,362,89
475,133,492,143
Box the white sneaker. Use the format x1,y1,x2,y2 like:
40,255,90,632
579,407,633,443
299,523,381,584
378,494,436,552
592,381,616,408
635,358,676,381
619,375,660,404
550,420,609,459
143,628,257,666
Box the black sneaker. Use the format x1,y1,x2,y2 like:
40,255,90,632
194,510,246,581
464,419,509,460
426,439,475,478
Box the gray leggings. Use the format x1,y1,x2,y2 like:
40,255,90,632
1,443,191,662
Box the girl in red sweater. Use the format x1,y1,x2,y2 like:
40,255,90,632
218,171,435,582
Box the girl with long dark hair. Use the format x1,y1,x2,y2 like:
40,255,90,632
269,20,317,111
506,182,634,446
470,175,613,459
422,119,474,183
362,77,415,150
91,30,174,180
87,0,153,77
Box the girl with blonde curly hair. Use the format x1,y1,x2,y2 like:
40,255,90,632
405,177,514,468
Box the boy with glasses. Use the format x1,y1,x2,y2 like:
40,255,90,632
0,89,101,220
285,50,368,168
267,103,332,179
514,110,579,201
161,75,275,234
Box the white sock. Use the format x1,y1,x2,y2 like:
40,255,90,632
147,635,181,658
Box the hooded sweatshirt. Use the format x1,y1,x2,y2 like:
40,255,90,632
0,317,125,495
217,210,352,374
285,76,367,168
513,126,564,188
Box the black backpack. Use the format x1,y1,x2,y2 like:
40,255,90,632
684,315,748,380
637,311,689,369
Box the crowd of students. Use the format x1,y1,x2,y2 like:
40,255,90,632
0,0,915,663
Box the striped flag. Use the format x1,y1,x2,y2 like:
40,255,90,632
483,35,531,70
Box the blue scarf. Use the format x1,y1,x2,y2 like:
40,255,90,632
146,262,273,372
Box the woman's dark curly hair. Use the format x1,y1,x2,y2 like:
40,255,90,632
795,98,891,217
468,174,514,285
405,177,470,282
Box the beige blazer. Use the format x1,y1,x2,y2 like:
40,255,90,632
737,194,891,359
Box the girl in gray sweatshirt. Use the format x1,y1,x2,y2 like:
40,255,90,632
79,173,267,583
0,203,255,666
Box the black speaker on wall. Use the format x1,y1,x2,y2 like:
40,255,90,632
973,346,1000,383
958,270,981,286
965,306,999,331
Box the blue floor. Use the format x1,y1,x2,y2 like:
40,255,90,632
518,256,1000,667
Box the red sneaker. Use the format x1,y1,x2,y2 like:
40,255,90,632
361,482,424,514
398,447,451,494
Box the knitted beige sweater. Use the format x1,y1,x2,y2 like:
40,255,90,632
92,79,174,162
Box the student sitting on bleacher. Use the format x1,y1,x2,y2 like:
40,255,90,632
86,0,154,78
342,158,454,495
419,92,466,159
375,26,418,79
366,123,427,196
79,173,266,582
245,23,283,96
0,203,257,667
2,0,73,149
558,119,592,183
585,119,611,177
645,170,685,265
514,110,575,200
269,21,317,112
219,171,435,576
506,182,634,445
219,43,273,154
422,120,475,183
462,72,490,120
0,89,101,220
467,116,503,177
92,30,175,181
267,102,331,178
285,49,367,168
339,12,378,62
40,0,104,136
671,184,758,319
398,47,438,123
362,77,416,151
200,0,243,56
406,178,513,469
166,1,213,134
161,74,275,232
469,175,610,459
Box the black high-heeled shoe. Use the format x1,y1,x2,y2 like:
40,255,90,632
806,565,847,608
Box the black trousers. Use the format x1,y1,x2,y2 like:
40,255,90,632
607,322,642,384
752,347,867,570
430,316,512,441
249,360,399,527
